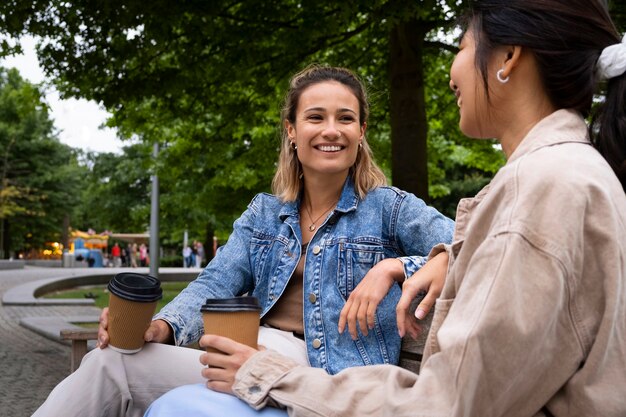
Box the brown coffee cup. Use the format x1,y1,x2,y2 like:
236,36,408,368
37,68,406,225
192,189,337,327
201,296,261,353
107,273,162,354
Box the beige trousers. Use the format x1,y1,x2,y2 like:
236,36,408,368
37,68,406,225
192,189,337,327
32,327,307,417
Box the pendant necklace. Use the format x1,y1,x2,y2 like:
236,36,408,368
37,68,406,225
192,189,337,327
304,200,337,232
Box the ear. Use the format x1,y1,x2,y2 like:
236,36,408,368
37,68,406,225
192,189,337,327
284,119,296,140
360,122,367,140
499,45,522,80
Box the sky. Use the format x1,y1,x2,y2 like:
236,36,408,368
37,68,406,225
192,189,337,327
0,36,124,154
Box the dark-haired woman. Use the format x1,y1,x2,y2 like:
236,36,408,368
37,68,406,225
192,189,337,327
146,1,626,416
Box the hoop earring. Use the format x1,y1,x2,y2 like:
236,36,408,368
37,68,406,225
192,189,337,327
496,69,509,84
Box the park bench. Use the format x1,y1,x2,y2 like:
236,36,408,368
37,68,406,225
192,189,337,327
60,328,426,373
60,307,430,374
60,328,99,372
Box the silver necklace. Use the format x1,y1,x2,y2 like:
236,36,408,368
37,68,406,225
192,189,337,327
304,201,337,231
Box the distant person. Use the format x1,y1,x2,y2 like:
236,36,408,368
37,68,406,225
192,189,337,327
182,245,192,268
130,243,138,268
111,243,122,267
120,244,128,267
32,65,454,417
139,243,148,267
194,241,205,268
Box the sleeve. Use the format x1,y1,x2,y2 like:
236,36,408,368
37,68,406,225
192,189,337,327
234,233,580,417
394,193,455,278
396,255,427,279
154,196,261,346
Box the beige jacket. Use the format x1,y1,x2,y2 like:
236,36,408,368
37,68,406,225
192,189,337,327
233,110,626,417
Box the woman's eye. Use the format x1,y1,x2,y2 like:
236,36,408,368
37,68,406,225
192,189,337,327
307,114,323,121
340,115,355,122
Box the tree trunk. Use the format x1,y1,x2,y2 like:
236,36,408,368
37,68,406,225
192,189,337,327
389,21,429,201
1,219,9,259
61,214,70,252
204,222,215,262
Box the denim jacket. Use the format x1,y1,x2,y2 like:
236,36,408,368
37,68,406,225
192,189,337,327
155,177,454,374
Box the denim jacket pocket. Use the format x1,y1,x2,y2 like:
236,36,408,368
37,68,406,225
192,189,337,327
336,242,385,300
250,234,287,286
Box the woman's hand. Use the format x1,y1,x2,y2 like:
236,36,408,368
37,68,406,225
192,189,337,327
96,308,172,348
96,307,110,348
396,251,449,339
199,335,259,394
338,258,405,340
144,319,174,344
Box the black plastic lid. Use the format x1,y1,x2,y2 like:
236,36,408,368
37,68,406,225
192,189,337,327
108,273,163,302
201,296,261,312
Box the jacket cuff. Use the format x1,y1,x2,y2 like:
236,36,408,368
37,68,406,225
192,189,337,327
152,311,184,345
427,243,450,260
233,350,300,410
398,255,428,280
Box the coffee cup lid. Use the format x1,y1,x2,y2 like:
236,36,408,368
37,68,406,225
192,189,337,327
108,273,163,302
201,296,261,312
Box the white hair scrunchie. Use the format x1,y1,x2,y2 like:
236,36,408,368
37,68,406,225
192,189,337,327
596,33,626,80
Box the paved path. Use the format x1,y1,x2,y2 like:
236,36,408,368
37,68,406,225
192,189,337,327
0,267,148,416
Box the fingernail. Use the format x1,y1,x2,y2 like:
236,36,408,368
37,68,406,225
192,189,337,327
415,308,426,320
99,336,105,345
145,332,152,341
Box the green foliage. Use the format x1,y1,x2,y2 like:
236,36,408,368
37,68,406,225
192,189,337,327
72,143,152,233
0,68,85,256
0,0,461,195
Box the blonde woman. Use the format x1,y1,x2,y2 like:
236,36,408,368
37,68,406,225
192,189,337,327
33,66,453,417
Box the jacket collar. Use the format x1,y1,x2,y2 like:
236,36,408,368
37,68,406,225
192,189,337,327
507,109,590,164
279,176,360,221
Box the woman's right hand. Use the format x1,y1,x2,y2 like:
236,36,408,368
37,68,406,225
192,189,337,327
96,307,173,348
96,307,110,348
396,251,449,339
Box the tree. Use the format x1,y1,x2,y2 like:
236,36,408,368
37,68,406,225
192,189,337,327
0,0,470,201
72,143,152,233
0,67,84,257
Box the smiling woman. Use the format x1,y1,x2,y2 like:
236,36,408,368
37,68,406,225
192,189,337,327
31,65,454,417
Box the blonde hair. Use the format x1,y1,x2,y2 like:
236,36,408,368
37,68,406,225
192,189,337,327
271,65,387,201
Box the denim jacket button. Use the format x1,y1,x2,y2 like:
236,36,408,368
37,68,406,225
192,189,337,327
308,293,317,303
312,338,322,349
312,245,321,255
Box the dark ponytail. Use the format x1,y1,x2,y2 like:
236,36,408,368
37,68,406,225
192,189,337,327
591,72,626,191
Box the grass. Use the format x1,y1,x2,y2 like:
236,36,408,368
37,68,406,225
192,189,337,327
42,281,190,313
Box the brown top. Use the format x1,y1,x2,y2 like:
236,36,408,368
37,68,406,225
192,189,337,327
261,244,306,334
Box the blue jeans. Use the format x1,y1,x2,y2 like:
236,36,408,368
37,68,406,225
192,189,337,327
144,384,287,417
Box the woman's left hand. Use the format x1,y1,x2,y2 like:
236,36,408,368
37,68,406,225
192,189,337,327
199,335,260,394
338,258,405,340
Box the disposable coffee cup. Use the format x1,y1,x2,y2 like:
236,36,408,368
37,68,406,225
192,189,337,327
201,296,261,353
107,273,162,354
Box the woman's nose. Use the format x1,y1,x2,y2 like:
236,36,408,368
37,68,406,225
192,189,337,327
322,122,341,139
449,79,458,92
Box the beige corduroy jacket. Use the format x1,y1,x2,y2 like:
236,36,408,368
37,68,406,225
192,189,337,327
233,109,626,417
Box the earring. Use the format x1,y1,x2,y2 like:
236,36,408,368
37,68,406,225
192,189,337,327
358,142,363,149
496,69,510,84
291,142,297,150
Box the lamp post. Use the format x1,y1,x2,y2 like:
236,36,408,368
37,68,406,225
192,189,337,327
149,143,159,278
